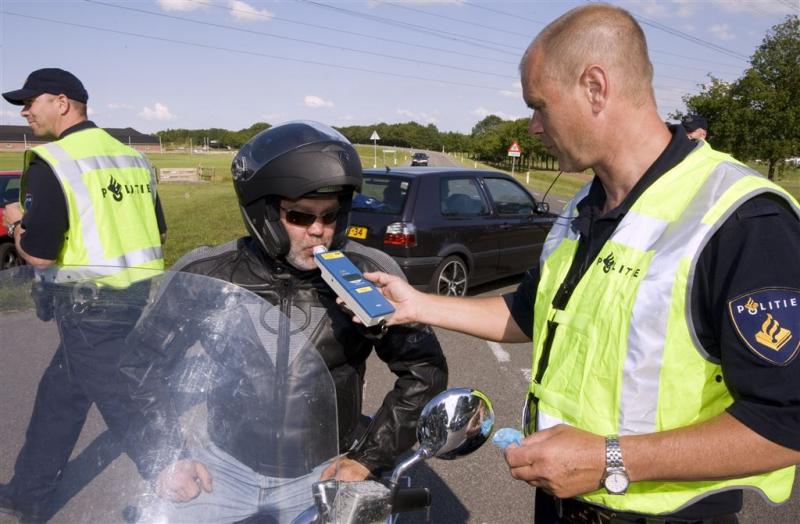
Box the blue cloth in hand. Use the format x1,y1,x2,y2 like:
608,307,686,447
492,427,523,449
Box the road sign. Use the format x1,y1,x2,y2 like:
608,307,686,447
370,130,381,167
507,141,521,157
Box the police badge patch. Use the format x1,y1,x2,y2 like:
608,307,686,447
728,288,800,366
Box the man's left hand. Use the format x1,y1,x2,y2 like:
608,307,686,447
320,457,371,481
503,424,605,499
3,203,22,226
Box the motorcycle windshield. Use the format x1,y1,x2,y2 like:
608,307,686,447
0,265,339,524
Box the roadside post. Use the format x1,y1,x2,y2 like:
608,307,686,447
370,130,380,168
508,141,521,177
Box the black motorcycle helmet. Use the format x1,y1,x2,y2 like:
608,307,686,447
232,121,362,259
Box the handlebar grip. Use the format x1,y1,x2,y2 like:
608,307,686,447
391,487,431,513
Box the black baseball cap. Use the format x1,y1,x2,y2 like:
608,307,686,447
2,68,88,106
681,114,708,133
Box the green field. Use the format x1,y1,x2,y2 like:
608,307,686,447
0,150,238,174
155,182,243,265
0,147,410,176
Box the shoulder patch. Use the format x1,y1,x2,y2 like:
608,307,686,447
728,288,800,366
24,193,33,211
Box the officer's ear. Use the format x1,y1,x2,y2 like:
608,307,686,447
581,65,608,115
55,94,71,116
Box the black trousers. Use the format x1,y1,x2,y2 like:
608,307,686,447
7,302,141,513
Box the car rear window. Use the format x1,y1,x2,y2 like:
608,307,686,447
0,175,20,206
352,175,411,215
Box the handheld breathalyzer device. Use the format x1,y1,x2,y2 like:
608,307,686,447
313,246,395,327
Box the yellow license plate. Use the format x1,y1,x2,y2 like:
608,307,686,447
347,226,368,239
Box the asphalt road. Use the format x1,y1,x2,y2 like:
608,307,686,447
0,271,797,523
362,277,800,523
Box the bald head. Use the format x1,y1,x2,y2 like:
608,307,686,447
523,4,654,108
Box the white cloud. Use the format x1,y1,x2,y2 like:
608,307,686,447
396,109,438,125
229,0,274,22
499,80,522,99
710,23,734,41
87,107,96,116
157,0,204,12
471,107,527,121
304,95,334,108
139,102,176,121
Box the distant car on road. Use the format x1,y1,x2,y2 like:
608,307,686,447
348,167,554,296
0,171,24,270
411,152,429,166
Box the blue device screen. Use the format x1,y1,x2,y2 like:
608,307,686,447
315,251,395,320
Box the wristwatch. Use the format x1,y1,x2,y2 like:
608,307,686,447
602,435,629,495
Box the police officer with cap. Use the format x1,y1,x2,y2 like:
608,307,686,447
120,121,447,523
0,68,167,522
682,114,709,141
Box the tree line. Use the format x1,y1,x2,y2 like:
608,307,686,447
156,122,271,150
674,15,798,180
156,117,558,170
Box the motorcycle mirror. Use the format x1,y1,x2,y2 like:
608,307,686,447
389,388,494,487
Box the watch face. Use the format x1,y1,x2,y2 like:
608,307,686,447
604,471,629,494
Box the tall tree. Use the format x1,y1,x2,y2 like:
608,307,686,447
679,15,799,180
738,15,800,179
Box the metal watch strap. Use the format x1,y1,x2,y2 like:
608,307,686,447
606,435,624,469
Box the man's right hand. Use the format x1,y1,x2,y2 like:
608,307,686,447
155,459,213,502
360,271,423,325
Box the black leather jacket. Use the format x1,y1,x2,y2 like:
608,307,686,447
122,238,447,479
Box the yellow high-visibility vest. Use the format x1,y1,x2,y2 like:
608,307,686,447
23,127,164,286
529,141,798,514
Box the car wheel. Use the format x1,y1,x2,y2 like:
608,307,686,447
431,255,468,296
0,242,23,270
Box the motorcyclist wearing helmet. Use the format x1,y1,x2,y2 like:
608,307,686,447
121,121,448,523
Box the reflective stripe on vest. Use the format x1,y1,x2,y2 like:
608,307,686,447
23,128,164,286
529,142,798,514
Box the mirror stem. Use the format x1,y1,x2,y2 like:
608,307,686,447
388,448,430,488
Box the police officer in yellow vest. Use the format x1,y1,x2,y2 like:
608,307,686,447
0,68,166,522
356,5,800,523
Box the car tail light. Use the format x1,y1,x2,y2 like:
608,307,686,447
384,222,417,247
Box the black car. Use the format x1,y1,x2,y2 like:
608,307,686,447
410,152,429,166
348,167,554,296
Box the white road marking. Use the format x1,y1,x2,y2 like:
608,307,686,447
487,341,510,362
521,368,532,384
557,199,567,204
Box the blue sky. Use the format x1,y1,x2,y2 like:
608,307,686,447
1,0,796,134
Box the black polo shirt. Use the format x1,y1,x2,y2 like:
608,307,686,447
20,121,167,259
505,126,800,518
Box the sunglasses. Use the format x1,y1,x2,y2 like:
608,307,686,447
281,207,340,227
